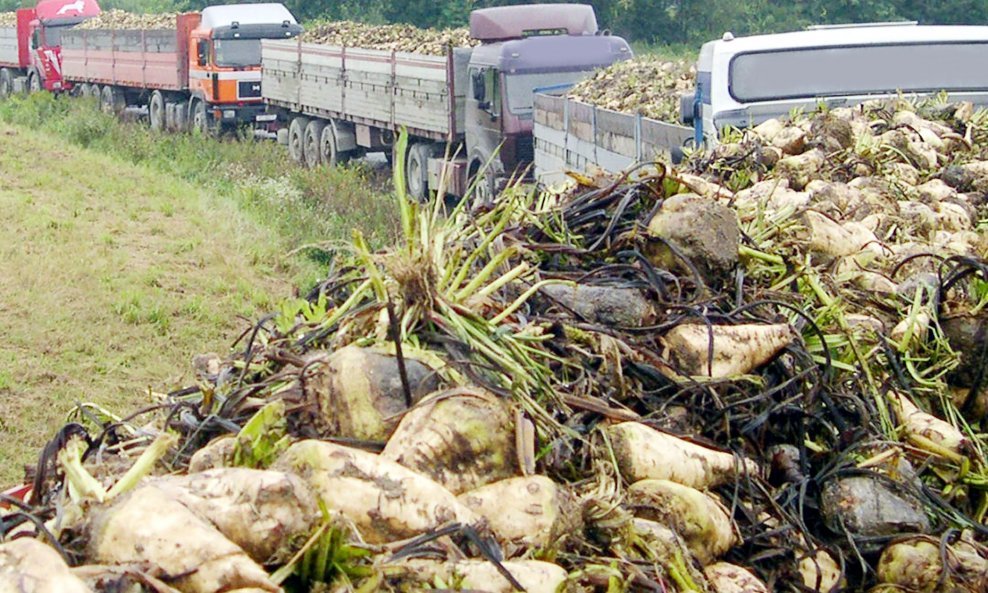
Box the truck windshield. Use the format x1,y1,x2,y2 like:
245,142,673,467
214,38,262,68
730,42,988,102
505,71,596,115
42,25,72,47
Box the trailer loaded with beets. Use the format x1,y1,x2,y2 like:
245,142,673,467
262,4,631,200
0,0,101,96
59,3,301,133
534,23,988,184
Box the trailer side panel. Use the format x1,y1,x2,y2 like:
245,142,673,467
262,39,464,141
534,93,693,185
0,28,18,68
62,16,193,91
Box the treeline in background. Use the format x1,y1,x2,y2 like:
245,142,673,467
4,0,988,46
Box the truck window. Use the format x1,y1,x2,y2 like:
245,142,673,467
505,71,596,115
214,39,262,68
471,67,500,114
31,29,40,50
196,40,209,67
484,68,498,111
729,42,988,103
42,26,68,47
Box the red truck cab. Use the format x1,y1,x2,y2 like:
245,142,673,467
20,0,101,92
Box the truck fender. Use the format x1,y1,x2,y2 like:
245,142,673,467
330,119,357,153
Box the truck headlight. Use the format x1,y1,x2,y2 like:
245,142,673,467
223,110,236,119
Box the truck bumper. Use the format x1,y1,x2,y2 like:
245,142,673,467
211,103,275,125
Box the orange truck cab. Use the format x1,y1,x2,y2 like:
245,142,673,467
60,3,300,133
187,3,301,130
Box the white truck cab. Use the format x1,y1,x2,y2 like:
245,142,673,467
686,23,988,146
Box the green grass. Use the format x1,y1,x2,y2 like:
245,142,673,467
0,93,399,288
0,95,399,485
629,41,699,62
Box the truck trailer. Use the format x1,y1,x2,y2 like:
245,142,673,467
535,23,988,184
0,0,101,96
261,4,631,201
60,3,301,133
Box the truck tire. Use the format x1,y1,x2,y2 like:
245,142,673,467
406,142,436,201
86,84,102,102
320,124,352,168
469,162,497,208
149,91,166,132
191,99,210,135
27,71,41,94
303,119,327,168
288,116,309,165
0,69,11,99
101,85,125,115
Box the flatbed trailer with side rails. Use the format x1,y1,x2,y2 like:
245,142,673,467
262,4,632,201
262,39,471,169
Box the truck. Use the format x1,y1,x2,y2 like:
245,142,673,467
60,3,302,133
0,0,101,97
261,4,631,201
535,23,988,184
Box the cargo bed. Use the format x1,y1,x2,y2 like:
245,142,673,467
262,39,470,142
0,27,19,68
61,15,197,91
533,93,694,185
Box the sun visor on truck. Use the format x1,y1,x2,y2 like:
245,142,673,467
35,0,101,25
212,22,303,40
470,4,597,42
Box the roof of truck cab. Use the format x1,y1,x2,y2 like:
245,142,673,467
702,24,988,61
201,3,297,29
470,34,630,73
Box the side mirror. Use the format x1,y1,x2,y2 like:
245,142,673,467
196,41,208,66
679,91,696,125
472,71,486,102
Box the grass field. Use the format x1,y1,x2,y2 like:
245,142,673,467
0,97,397,484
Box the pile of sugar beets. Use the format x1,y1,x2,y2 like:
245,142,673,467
0,12,16,27
70,11,476,56
75,9,180,30
4,96,988,593
301,21,477,56
569,56,696,124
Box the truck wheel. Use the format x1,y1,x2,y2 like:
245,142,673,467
149,91,166,132
86,84,102,102
288,116,310,165
191,99,210,135
469,163,497,208
28,72,41,94
303,119,327,168
406,142,435,202
101,85,125,115
0,69,11,99
319,124,352,168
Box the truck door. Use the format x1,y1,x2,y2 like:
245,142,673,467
191,37,215,102
465,66,504,176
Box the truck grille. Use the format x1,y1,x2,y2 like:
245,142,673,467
515,136,534,165
238,81,262,99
